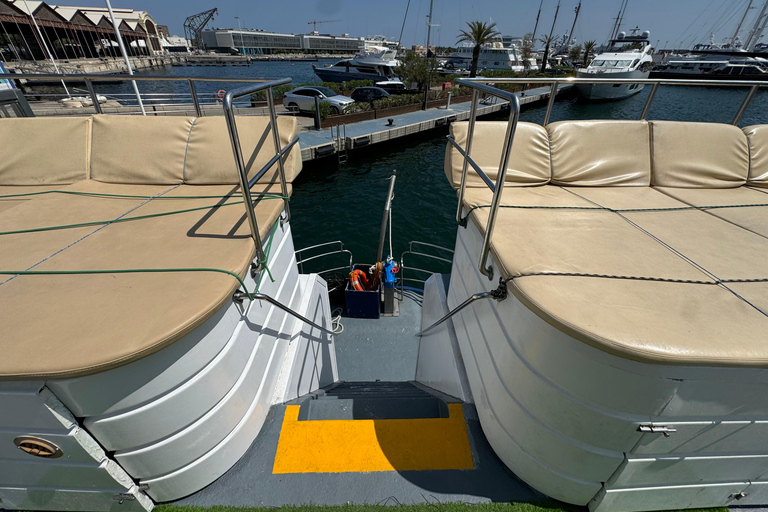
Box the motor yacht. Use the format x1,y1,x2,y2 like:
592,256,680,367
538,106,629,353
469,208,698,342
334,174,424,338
445,42,536,72
576,28,654,100
2,72,768,512
312,46,399,83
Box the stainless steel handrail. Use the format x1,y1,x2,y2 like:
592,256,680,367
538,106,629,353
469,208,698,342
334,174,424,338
461,77,768,126
398,241,454,296
453,78,521,280
295,241,353,275
222,77,293,271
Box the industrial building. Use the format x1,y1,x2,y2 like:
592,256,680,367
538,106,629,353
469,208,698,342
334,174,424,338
201,28,365,55
0,0,162,61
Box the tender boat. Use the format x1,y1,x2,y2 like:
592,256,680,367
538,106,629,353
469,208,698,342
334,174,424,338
2,72,768,512
576,28,654,100
312,46,399,83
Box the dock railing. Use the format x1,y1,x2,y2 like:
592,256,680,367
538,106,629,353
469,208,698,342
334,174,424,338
450,76,767,281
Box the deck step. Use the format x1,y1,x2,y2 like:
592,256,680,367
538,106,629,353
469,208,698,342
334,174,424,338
297,381,450,420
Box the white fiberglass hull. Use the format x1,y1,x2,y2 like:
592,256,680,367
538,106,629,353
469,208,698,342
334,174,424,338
448,217,768,511
576,69,649,100
0,221,337,508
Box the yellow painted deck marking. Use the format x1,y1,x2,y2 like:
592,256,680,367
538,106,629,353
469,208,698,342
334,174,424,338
272,403,474,473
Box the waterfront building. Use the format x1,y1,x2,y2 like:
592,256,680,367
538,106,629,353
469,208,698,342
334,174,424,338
0,0,163,61
201,28,364,55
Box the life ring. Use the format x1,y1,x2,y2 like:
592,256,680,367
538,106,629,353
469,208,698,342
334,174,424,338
216,89,226,101
350,269,370,291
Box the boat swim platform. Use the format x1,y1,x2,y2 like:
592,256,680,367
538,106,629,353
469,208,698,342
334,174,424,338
298,84,574,162
175,292,543,507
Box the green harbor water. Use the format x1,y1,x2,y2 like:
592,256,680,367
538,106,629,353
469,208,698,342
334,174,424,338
289,85,768,276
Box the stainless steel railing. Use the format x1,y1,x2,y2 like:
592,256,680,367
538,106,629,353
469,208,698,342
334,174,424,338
295,241,354,276
222,78,294,270
450,78,521,280
398,241,454,296
465,77,767,126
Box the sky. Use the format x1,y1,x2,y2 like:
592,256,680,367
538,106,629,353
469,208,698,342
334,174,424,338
64,0,765,50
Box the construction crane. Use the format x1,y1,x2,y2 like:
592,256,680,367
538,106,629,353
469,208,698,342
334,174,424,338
307,19,341,32
184,8,218,50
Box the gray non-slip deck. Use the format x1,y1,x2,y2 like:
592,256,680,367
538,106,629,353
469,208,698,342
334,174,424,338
298,85,573,162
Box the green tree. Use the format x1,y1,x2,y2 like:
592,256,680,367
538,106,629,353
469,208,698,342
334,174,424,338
520,33,534,75
539,34,556,74
582,40,597,67
395,50,436,91
568,44,583,66
456,21,502,78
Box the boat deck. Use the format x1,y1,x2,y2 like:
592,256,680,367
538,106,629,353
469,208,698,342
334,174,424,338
177,291,543,507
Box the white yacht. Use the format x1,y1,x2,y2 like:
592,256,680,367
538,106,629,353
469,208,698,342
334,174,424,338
312,46,399,83
576,29,654,100
445,42,537,72
652,54,768,79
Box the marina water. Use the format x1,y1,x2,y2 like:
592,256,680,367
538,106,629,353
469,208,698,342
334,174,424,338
129,62,768,274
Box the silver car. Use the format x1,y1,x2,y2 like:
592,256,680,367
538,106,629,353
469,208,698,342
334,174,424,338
282,86,355,115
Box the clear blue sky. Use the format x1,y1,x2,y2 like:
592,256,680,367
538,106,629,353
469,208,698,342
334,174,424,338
70,0,762,50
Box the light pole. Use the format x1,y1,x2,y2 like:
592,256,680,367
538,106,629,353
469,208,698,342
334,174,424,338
235,16,243,54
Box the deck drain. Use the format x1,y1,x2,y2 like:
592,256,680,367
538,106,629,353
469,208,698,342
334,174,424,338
14,436,63,458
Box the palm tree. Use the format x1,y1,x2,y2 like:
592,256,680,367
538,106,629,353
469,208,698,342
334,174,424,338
568,44,583,66
456,21,501,78
582,40,597,67
539,34,556,74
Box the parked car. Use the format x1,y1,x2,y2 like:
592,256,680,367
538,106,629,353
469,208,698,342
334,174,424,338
282,86,354,115
350,87,392,103
375,80,417,95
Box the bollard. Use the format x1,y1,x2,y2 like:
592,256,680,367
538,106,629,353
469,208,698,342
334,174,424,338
446,92,452,109
313,96,321,130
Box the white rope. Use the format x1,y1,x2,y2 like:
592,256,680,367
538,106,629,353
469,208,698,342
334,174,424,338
331,307,344,335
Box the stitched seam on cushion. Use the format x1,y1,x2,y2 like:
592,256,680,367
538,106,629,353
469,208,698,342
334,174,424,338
0,184,181,287
182,118,198,183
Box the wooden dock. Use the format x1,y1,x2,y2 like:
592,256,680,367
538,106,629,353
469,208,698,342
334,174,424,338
297,84,574,162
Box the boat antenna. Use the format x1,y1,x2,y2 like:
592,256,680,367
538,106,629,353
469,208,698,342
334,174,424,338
532,0,544,45
568,1,582,45
20,0,70,97
105,0,145,115
731,0,754,47
397,0,411,54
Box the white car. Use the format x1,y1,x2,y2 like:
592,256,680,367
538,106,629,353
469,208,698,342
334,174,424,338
282,86,355,115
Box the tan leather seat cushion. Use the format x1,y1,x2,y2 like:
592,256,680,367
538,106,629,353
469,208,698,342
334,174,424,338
651,121,750,188
656,186,768,239
548,120,651,186
445,121,550,188
0,181,288,379
184,116,301,185
90,115,194,184
462,185,768,367
744,125,768,187
0,117,91,185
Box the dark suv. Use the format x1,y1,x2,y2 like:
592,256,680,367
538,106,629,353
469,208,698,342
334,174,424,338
350,87,392,103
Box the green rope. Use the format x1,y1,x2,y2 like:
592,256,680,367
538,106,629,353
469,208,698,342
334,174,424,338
0,190,289,201
0,268,254,298
255,218,281,291
0,196,289,236
465,202,768,216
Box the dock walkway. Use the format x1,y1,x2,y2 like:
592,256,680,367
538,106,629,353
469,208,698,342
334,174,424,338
298,84,572,162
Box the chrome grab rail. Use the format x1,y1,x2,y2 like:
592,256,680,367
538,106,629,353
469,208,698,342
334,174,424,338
463,77,768,126
452,78,521,280
295,241,354,276
222,77,293,271
398,241,454,296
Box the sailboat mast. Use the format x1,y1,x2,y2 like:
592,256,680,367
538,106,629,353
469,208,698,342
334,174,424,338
568,1,582,44
532,0,544,44
731,0,754,47
608,0,629,42
744,0,768,50
547,0,561,40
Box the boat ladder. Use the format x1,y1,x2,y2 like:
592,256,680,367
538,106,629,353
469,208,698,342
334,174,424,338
333,124,348,165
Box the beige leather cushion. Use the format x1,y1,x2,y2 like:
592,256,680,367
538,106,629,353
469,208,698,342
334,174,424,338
744,125,768,187
0,181,287,379
0,117,91,185
90,115,194,184
651,121,750,188
548,120,651,186
656,186,768,239
184,116,301,185
445,121,550,188
465,185,768,367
